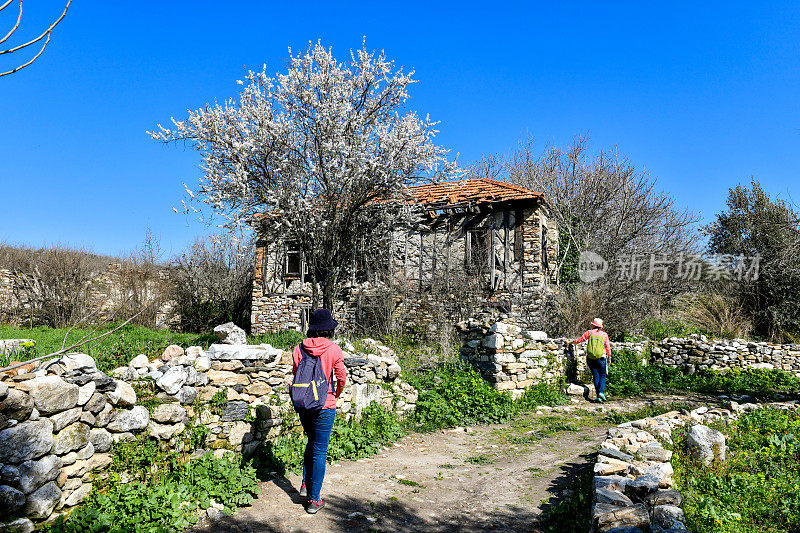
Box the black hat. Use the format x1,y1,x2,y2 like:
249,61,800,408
307,308,338,332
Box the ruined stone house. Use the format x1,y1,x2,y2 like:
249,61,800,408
251,178,559,334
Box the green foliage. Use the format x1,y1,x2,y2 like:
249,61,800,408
249,329,305,350
465,453,494,465
674,408,800,532
639,318,707,341
257,404,407,475
607,348,800,400
46,453,259,533
209,389,228,416
0,323,214,373
516,380,569,411
538,459,595,532
0,342,35,369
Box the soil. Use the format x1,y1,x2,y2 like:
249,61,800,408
194,393,708,533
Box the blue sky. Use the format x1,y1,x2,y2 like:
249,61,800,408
2,1,798,257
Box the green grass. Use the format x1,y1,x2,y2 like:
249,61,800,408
673,408,800,532
0,323,215,372
465,453,494,465
249,329,305,350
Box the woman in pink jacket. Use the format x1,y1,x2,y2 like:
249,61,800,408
291,308,347,514
572,318,612,402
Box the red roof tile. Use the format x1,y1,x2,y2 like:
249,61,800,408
407,178,542,207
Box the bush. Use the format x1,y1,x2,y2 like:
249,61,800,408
673,408,800,532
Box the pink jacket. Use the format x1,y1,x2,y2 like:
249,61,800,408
292,337,347,409
573,328,612,359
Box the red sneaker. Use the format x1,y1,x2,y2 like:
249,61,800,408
306,498,325,514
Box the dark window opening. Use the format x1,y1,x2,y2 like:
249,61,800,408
285,241,303,279
541,226,549,272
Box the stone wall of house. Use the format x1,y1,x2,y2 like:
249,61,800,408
0,340,416,528
651,334,800,374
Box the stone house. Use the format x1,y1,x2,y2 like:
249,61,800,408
251,178,559,334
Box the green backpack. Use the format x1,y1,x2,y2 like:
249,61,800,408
587,333,605,360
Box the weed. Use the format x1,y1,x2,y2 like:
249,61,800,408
396,478,425,488
465,453,494,465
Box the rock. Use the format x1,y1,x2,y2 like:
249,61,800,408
1,465,20,486
151,403,185,424
110,366,137,381
596,487,634,507
161,345,184,361
157,366,188,395
525,330,549,341
63,482,92,507
688,424,726,466
130,354,150,369
0,419,54,463
17,455,61,494
600,447,635,462
646,489,683,507
593,503,650,531
77,381,96,406
148,421,185,440
386,362,402,380
0,388,34,421
594,475,630,492
22,481,61,519
95,403,113,427
206,506,228,521
0,382,8,401
567,383,587,396
76,442,94,461
244,382,272,396
84,392,108,415
176,386,197,405
17,376,79,415
214,322,247,345
50,407,82,432
207,370,249,387
0,518,34,533
228,421,251,446
625,474,660,497
106,406,149,432
194,356,211,372
89,428,113,452
53,422,90,455
186,346,204,357
221,401,248,422
85,453,112,472
41,353,95,374
206,343,282,363
0,484,26,513
107,380,137,407
653,504,687,529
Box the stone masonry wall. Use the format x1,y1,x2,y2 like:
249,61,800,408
0,340,416,528
457,319,648,398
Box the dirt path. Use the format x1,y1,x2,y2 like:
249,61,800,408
196,394,707,533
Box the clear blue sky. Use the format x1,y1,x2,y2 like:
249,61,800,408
2,1,798,257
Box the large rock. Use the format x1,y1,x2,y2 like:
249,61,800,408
50,407,82,432
0,518,34,533
63,482,92,507
653,504,687,530
350,383,383,415
214,322,247,345
106,406,149,433
0,484,26,514
77,381,96,406
53,422,90,455
17,376,79,415
161,345,184,361
17,455,61,494
0,388,34,421
42,353,96,373
22,481,61,519
0,382,7,402
89,428,113,452
157,366,188,395
207,343,283,363
148,421,185,441
83,392,107,414
688,424,726,466
207,370,249,387
151,403,185,424
593,503,650,531
130,354,150,369
0,419,54,463
107,380,137,407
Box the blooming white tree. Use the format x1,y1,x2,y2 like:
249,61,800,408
150,40,458,310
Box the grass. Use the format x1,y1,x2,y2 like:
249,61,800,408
672,407,800,532
465,453,494,465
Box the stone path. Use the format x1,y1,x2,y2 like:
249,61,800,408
194,394,706,533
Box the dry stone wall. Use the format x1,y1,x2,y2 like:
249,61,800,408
0,339,416,528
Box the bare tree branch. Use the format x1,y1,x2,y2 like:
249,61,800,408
0,0,71,77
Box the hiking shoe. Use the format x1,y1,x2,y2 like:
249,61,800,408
599,392,607,402
306,499,325,514
299,482,307,498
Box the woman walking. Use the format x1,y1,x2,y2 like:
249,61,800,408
572,318,612,402
290,308,346,514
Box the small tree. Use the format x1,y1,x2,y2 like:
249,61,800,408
705,179,800,340
150,40,457,311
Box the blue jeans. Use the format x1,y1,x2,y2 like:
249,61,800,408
587,357,607,395
298,408,336,502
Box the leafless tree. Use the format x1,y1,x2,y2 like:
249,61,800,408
113,230,173,328
508,135,701,335
0,0,71,77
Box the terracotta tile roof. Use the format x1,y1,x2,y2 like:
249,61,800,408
407,178,542,207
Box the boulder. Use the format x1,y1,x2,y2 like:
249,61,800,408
84,392,107,414
151,403,185,424
194,356,211,372
0,518,34,533
207,370,249,387
687,424,726,466
77,381,96,406
106,406,149,433
213,322,247,345
53,422,90,455
42,353,95,373
17,376,79,415
157,366,188,395
130,354,150,369
593,503,649,531
0,388,34,421
107,380,137,407
221,401,248,422
17,455,61,494
595,487,634,507
63,482,92,507
1,465,20,486
175,386,197,405
207,343,282,363
0,419,54,463
161,345,184,362
110,366,137,381
89,428,113,453
22,481,61,519
0,382,8,401
0,484,26,514
653,504,687,530
50,407,82,432
148,421,185,441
